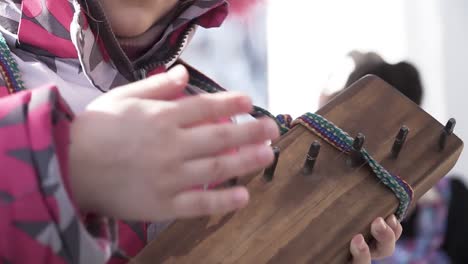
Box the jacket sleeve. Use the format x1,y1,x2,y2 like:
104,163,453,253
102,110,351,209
0,85,116,264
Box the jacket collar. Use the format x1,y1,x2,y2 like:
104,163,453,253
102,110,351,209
3,0,228,91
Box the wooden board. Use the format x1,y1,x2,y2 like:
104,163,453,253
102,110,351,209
131,75,464,264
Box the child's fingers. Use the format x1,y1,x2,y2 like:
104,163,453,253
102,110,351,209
180,118,278,160
349,234,371,264
385,214,402,240
177,144,273,188
171,187,249,218
114,65,189,100
370,217,396,259
173,92,253,126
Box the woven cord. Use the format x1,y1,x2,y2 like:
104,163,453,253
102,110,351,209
291,113,413,220
0,33,26,94
177,58,413,220
249,103,413,219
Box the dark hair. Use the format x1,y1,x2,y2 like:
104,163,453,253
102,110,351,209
345,52,424,105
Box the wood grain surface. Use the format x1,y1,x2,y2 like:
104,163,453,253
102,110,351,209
131,75,464,264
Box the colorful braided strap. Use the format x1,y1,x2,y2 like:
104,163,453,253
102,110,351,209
0,33,26,94
278,113,414,220
174,48,414,220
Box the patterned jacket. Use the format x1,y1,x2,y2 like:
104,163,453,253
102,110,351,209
0,0,231,263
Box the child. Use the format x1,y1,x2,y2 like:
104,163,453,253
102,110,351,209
0,1,400,263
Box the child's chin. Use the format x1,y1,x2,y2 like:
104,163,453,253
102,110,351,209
111,19,154,38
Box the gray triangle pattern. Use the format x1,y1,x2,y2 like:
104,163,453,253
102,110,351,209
42,182,60,196
70,19,118,92
7,146,57,195
28,85,57,111
0,191,13,204
46,154,74,230
0,0,20,34
45,155,109,263
123,221,146,242
42,153,60,188
88,37,103,72
109,71,129,88
54,181,75,232
13,220,50,238
14,220,71,262
14,48,58,73
36,56,58,73
59,217,81,264
34,223,69,261
13,213,109,263
1,257,12,264
46,154,112,262
30,152,109,263
31,146,55,188
0,103,26,127
21,2,71,40
6,148,33,166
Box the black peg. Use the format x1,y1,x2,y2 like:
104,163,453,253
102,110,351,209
349,133,366,167
263,147,280,182
439,118,456,151
303,141,321,175
391,126,409,159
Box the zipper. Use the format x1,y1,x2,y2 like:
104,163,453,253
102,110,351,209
81,0,135,82
136,69,147,80
79,0,196,82
134,24,196,80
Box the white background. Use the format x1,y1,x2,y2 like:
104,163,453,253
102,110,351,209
267,0,468,182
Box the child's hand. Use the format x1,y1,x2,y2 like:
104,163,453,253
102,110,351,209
69,65,280,221
349,215,403,263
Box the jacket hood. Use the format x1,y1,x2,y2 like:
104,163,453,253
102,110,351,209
0,0,228,91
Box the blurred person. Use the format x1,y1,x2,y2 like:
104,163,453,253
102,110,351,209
321,51,468,264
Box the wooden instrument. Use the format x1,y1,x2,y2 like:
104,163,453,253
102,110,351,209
131,75,464,264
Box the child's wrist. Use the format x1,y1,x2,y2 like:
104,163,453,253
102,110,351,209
68,118,96,213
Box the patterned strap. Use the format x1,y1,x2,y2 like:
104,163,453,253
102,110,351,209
0,33,25,93
279,112,414,220
179,54,414,220
376,179,451,264
195,78,414,219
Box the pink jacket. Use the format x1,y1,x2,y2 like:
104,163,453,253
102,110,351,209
0,0,233,263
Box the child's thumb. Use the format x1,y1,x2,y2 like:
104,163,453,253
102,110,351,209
115,65,189,100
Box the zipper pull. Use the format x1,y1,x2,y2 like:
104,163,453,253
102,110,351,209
134,68,147,80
